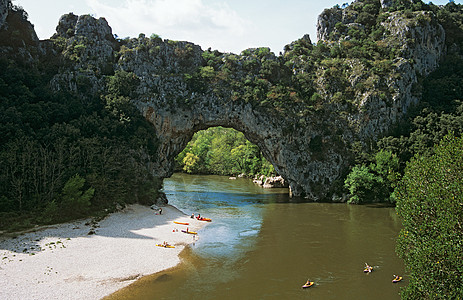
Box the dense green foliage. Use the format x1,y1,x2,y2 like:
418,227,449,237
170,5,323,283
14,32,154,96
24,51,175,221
395,134,463,299
176,127,275,177
0,9,161,231
0,59,161,230
344,150,399,204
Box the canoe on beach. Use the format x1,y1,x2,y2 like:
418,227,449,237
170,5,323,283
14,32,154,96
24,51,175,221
173,221,189,225
156,244,175,248
181,230,197,235
196,217,212,222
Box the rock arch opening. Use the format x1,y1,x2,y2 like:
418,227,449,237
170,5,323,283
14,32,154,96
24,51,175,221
174,126,276,179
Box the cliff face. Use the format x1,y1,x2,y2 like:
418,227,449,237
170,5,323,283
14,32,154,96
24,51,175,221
316,6,445,142
0,0,448,200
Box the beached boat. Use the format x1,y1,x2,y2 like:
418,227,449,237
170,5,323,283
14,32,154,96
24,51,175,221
196,217,212,222
173,221,189,225
302,281,314,288
156,244,175,248
181,230,197,235
392,276,403,283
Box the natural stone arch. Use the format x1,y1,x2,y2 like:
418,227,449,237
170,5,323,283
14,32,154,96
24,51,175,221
143,99,294,190
47,10,446,201
139,88,347,200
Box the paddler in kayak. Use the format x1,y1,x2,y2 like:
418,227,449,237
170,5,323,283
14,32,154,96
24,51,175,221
302,279,314,288
364,263,373,273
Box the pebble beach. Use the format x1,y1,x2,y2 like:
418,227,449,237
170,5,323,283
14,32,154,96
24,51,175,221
0,204,206,300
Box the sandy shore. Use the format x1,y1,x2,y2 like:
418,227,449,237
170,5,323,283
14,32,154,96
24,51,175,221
0,204,207,300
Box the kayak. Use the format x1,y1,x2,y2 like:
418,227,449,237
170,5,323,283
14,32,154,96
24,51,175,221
181,230,197,235
196,217,212,222
173,221,189,225
392,276,403,283
364,267,373,273
302,281,314,288
156,244,175,248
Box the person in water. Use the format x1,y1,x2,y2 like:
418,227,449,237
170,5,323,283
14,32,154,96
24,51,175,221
364,263,373,272
190,213,194,218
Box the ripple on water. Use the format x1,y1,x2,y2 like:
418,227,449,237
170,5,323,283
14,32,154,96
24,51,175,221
239,229,259,237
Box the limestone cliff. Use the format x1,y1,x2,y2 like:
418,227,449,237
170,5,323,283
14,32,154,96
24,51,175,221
0,0,450,200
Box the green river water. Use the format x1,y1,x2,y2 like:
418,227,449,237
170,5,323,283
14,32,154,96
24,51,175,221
108,173,405,299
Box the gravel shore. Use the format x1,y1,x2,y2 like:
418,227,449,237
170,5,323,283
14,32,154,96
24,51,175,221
0,204,206,300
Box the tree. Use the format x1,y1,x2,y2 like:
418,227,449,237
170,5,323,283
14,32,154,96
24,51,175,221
344,150,399,204
182,153,200,174
395,134,463,299
59,174,95,218
344,165,379,204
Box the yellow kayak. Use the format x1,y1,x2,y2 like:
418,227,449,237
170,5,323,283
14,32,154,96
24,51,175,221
364,267,373,273
181,230,197,235
174,221,189,225
156,244,175,248
302,281,314,288
392,276,403,283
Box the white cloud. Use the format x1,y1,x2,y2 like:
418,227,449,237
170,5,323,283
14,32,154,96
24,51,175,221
86,0,251,53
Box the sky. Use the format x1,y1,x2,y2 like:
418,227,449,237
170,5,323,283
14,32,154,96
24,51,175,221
13,0,461,54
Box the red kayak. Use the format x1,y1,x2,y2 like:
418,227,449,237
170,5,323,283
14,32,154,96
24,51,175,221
196,217,212,222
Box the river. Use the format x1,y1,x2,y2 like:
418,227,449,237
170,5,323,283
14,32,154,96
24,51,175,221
109,173,405,299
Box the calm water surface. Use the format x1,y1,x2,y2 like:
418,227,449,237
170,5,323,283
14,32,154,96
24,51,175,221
109,173,405,299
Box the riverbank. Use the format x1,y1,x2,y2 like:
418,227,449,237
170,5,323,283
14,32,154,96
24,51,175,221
0,204,206,300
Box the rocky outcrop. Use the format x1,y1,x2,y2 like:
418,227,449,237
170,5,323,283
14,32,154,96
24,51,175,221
253,175,288,188
0,0,448,201
263,176,288,188
380,0,394,9
315,4,445,143
49,13,117,96
317,6,342,41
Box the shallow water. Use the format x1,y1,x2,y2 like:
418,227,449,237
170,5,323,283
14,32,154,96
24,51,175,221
108,173,405,300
